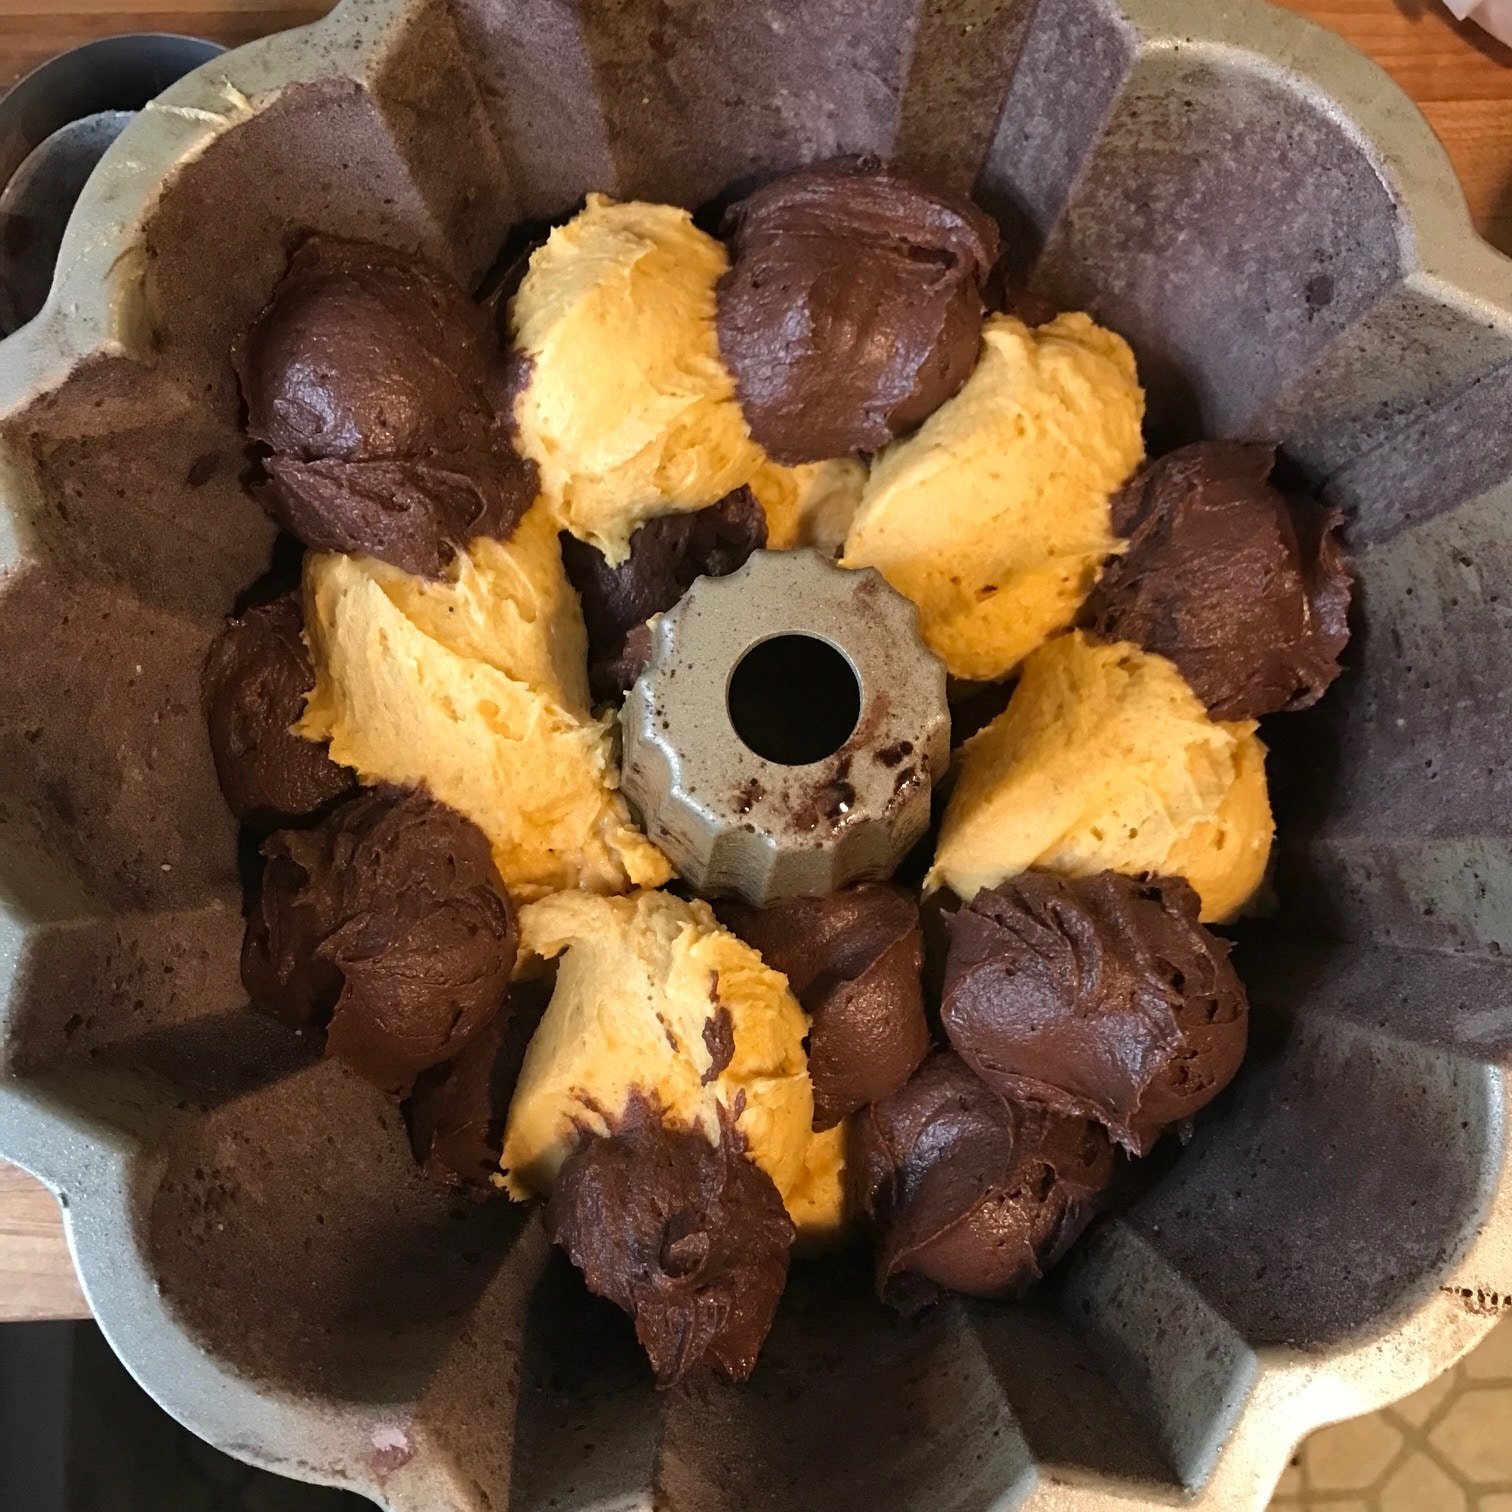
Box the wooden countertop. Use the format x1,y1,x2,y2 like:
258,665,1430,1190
1,0,1509,1323
1271,0,1512,250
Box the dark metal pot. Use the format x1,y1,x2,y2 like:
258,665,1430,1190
0,34,223,336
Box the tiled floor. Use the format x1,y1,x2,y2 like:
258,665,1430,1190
1271,1315,1512,1511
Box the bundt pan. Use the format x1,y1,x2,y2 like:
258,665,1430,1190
0,0,1509,1506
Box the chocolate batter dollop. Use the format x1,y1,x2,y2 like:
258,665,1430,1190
1083,441,1352,720
242,787,517,1096
717,162,999,463
405,975,550,1193
201,592,355,832
717,884,929,1130
404,1013,509,1192
560,487,767,703
942,872,1248,1155
235,236,538,578
404,1011,512,1193
852,1052,1114,1312
546,1098,795,1386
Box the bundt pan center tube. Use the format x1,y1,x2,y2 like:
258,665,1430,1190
0,0,1509,1508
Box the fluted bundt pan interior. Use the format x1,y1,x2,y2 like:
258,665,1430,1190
0,0,1510,1507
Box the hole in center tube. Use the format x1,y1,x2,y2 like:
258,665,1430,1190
726,634,861,766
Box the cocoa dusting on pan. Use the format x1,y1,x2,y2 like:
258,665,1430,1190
821,780,857,820
1444,1285,1512,1318
733,777,766,815
892,764,924,799
781,752,861,832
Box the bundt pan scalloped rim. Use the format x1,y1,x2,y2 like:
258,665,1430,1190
0,0,1509,1507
